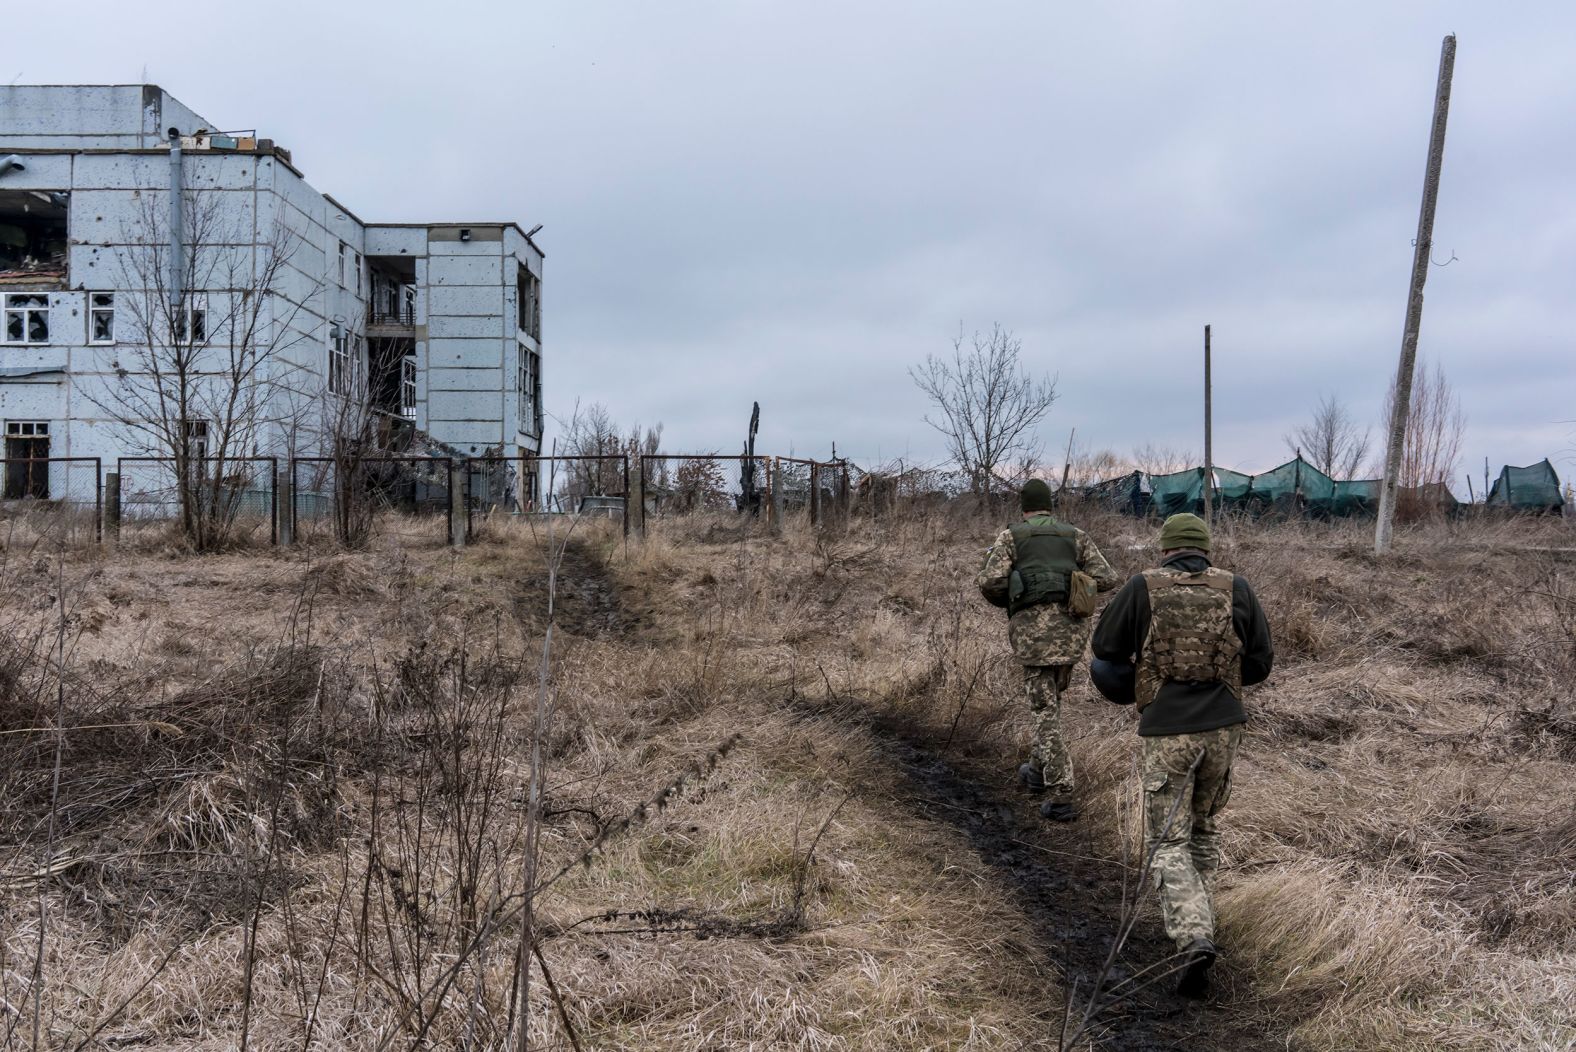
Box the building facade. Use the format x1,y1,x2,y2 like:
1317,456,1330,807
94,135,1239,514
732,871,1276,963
0,84,543,505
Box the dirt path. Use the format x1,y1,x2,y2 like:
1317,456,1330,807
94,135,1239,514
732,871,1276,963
824,699,1287,1051
568,541,1287,1050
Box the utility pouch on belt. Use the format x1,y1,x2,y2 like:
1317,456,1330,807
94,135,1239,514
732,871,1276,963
1067,569,1098,618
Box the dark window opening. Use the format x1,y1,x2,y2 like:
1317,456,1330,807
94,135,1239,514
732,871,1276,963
171,299,206,344
3,293,49,344
0,190,69,284
516,265,541,341
4,420,50,499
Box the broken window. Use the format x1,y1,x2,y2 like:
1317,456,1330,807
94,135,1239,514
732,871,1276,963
3,293,49,344
4,420,50,499
353,251,363,296
171,296,207,344
329,330,350,395
401,356,417,419
338,241,347,287
516,266,541,341
0,189,69,283
517,346,541,435
182,419,209,486
89,293,115,343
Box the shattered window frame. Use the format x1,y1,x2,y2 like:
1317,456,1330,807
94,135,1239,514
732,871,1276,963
329,330,352,395
400,356,417,419
170,295,208,345
3,293,51,345
89,292,116,344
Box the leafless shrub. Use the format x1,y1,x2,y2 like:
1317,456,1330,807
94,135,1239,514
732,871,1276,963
1380,359,1467,519
83,186,317,551
1286,393,1371,481
910,324,1058,502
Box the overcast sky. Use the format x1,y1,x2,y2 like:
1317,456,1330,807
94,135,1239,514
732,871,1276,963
18,1,1576,483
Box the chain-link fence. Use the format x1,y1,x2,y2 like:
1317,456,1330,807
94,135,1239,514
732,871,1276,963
288,456,455,547
487,454,631,539
770,456,850,528
0,457,102,546
115,457,276,545
636,454,774,536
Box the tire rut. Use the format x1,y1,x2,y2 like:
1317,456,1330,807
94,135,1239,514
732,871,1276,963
789,695,1286,1052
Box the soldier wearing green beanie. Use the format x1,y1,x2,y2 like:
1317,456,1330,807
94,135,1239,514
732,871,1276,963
976,479,1118,822
1090,512,1274,998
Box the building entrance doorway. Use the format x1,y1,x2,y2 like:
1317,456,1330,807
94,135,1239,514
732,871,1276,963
4,421,50,499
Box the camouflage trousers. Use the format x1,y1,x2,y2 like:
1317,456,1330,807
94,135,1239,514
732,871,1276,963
1141,725,1242,952
1024,665,1075,797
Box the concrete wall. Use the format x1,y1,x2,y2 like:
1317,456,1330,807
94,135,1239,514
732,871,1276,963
0,86,543,505
0,85,214,150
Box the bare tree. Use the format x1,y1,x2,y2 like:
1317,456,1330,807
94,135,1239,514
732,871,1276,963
910,324,1058,501
1379,360,1466,515
1063,446,1130,489
319,358,372,548
1285,394,1371,480
88,187,315,550
1130,443,1198,478
554,402,625,510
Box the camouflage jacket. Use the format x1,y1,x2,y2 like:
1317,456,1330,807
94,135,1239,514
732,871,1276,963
976,515,1119,665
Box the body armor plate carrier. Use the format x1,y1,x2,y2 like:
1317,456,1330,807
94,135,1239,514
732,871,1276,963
1006,520,1081,617
1135,566,1242,710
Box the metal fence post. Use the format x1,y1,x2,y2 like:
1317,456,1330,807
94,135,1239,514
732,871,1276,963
637,455,648,537
278,463,295,546
104,471,121,542
771,457,784,534
810,462,821,527
449,461,467,549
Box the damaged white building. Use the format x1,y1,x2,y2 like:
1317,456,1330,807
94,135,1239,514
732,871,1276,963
0,84,544,505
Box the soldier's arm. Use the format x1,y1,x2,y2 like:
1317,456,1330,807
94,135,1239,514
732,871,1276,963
1076,531,1121,592
975,528,1015,608
1091,575,1148,663
1233,575,1275,685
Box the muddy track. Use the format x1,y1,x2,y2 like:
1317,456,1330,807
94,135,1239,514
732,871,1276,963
802,697,1284,1051
564,543,1285,1051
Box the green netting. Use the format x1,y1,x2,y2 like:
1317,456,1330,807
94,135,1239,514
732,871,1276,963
1086,470,1147,515
1149,468,1207,515
1487,460,1565,512
1242,457,1336,508
1215,468,1253,501
1074,456,1545,520
1331,478,1381,517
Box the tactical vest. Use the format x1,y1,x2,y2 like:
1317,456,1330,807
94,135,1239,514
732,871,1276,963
1006,519,1080,616
1134,566,1242,710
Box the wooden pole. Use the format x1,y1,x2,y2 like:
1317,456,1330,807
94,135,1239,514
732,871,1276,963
1376,34,1456,555
1203,324,1213,525
1058,428,1075,507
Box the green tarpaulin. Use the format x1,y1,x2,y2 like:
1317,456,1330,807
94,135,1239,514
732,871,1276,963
1487,460,1566,513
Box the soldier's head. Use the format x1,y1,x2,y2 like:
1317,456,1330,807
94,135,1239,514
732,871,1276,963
1158,512,1211,555
1020,479,1054,516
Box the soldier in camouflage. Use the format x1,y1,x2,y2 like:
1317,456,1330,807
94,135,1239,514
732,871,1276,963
976,479,1118,822
1090,512,1273,998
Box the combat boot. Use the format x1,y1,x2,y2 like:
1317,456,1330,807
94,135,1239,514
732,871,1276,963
1017,763,1046,794
1176,937,1217,998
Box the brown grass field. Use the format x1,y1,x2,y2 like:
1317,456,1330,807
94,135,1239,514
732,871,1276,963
1,505,1573,1050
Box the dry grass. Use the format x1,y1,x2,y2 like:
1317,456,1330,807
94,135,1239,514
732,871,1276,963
0,504,1573,1049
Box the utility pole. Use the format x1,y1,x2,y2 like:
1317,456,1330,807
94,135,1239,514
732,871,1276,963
1203,324,1213,526
1376,34,1456,554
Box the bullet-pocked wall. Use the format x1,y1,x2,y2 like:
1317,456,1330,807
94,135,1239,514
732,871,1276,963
0,84,543,505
